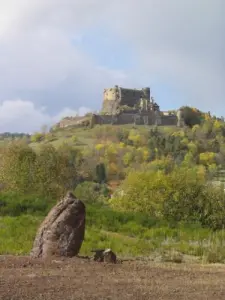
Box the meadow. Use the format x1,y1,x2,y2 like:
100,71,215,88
1,192,225,264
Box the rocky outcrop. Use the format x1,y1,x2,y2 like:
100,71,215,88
30,192,85,258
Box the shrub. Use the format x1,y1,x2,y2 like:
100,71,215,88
30,132,44,142
74,181,109,204
0,192,53,216
182,106,202,127
71,135,78,143
110,166,225,229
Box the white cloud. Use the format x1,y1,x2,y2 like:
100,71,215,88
107,0,224,110
0,0,224,131
52,106,91,122
0,99,90,133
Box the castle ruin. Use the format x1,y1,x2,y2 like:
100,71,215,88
54,85,184,128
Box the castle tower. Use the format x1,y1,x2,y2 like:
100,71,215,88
102,86,120,114
177,108,185,127
142,87,150,100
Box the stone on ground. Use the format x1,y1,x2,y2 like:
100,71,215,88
92,249,117,263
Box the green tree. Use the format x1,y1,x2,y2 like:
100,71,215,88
96,163,107,183
182,106,201,127
33,144,80,199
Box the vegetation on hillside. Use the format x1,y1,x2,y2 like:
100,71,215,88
1,106,225,261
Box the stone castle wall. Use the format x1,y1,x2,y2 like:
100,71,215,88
55,112,179,129
57,116,88,128
91,111,177,126
161,115,177,126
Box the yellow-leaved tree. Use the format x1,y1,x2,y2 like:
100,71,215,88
109,166,223,226
0,141,36,193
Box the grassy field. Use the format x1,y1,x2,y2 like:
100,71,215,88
1,204,225,263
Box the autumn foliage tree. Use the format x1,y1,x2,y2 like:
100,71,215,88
0,141,36,193
0,141,81,199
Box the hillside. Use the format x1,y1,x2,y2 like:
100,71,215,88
1,106,225,263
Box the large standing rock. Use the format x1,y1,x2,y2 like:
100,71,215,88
30,192,85,258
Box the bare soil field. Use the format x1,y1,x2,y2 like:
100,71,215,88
0,256,225,300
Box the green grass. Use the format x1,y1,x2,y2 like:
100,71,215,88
0,215,43,254
2,204,225,262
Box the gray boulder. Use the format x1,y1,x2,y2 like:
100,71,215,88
30,192,85,258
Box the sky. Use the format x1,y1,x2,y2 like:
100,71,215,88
0,0,224,133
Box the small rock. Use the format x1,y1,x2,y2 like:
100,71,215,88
27,273,37,278
52,260,63,264
92,248,117,264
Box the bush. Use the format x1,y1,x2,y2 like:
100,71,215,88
74,181,109,204
30,132,44,142
182,106,202,127
110,166,225,230
0,192,53,216
71,135,78,143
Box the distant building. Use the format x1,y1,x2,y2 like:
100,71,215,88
54,85,184,128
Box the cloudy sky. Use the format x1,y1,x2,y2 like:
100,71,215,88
0,0,224,133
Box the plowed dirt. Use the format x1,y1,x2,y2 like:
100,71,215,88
0,255,225,300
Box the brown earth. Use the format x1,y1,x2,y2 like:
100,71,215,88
0,255,225,300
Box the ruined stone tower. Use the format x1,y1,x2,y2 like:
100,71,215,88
101,85,151,114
